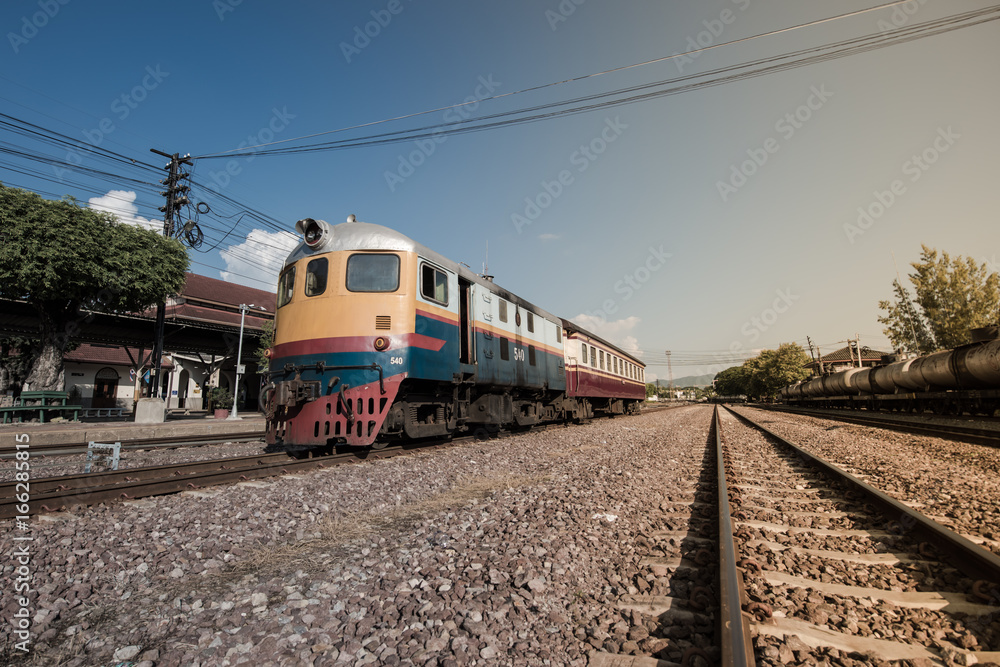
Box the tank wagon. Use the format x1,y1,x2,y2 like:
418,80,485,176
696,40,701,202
263,217,645,450
780,334,1000,415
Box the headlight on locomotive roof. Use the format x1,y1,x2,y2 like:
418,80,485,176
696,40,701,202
295,217,332,249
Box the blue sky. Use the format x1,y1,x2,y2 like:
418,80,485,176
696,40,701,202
2,0,998,380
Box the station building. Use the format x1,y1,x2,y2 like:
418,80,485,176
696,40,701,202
20,273,275,414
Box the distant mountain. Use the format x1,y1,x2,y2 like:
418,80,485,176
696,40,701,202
655,373,717,388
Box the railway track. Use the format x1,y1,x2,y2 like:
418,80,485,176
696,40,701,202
0,446,413,520
0,431,265,459
756,404,1000,448
1,410,670,521
715,405,1000,664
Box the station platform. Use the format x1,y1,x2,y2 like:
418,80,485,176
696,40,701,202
0,411,266,448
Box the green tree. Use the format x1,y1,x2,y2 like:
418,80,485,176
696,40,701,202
878,245,999,352
713,365,749,397
743,343,811,399
0,185,188,390
877,278,936,354
645,382,657,398
255,319,274,374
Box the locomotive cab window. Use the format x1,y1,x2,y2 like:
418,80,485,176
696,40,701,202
277,266,295,308
347,254,400,292
500,337,510,361
420,263,448,305
305,258,328,297
527,312,534,333
499,300,508,323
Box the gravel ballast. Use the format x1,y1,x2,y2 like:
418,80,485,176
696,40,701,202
1,405,714,666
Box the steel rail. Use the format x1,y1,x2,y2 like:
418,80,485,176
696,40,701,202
727,405,1000,585
0,431,265,459
713,405,755,666
758,404,1000,447
0,448,407,520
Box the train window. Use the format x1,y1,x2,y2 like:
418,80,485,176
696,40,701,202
556,326,561,343
500,337,509,361
277,266,295,308
591,347,596,367
499,299,508,323
304,258,328,297
600,351,605,370
581,343,587,363
346,254,400,292
420,263,448,305
527,312,534,333
529,345,536,366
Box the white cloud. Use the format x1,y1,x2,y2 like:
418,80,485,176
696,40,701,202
88,190,161,232
538,233,560,241
219,228,299,290
569,314,643,357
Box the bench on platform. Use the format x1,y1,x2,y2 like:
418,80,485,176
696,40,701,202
1,391,82,423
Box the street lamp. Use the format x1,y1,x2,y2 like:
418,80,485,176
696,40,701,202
228,303,251,420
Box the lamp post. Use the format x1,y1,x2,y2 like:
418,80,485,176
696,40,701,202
228,303,251,420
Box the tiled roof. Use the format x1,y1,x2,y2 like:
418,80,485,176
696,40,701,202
165,302,272,329
818,346,888,363
179,273,276,313
65,343,172,368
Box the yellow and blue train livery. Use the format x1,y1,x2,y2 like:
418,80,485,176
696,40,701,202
264,217,644,450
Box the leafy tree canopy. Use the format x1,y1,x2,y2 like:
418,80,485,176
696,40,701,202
878,245,999,353
0,185,189,390
713,365,749,397
714,343,811,400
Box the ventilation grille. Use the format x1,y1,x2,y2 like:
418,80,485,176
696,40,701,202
375,316,391,330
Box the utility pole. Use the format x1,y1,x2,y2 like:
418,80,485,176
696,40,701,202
149,149,191,400
665,350,674,401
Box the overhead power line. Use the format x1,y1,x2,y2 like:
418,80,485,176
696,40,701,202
194,5,1000,161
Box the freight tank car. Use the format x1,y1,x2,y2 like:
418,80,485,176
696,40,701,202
780,333,1000,415
263,217,645,450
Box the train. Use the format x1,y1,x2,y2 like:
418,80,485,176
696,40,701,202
262,216,646,450
779,331,1000,416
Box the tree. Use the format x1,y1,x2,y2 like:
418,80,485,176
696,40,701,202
0,185,189,390
744,343,811,399
715,344,811,400
878,245,999,353
877,279,935,354
645,382,657,398
713,365,749,397
0,337,40,395
255,319,274,374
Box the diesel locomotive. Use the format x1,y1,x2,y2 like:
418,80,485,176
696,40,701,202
779,332,1000,415
262,217,646,450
